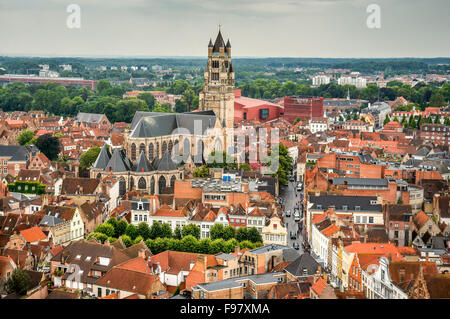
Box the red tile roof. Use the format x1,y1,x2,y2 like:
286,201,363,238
20,226,47,243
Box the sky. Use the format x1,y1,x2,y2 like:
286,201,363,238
0,0,449,58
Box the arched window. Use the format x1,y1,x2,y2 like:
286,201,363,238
162,141,167,155
170,175,176,187
150,176,155,195
158,176,166,194
139,143,146,157
131,144,136,161
138,177,146,189
148,143,154,161
119,177,126,196
168,140,173,155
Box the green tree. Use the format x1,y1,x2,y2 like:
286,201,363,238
120,235,133,247
265,143,293,186
95,223,115,238
181,224,200,239
6,268,31,296
87,232,108,243
137,222,151,240
174,225,182,240
236,227,249,242
149,221,162,239
444,117,450,126
160,223,173,238
293,117,301,125
434,114,441,124
223,226,236,241
429,93,445,108
17,130,34,145
198,238,212,254
134,235,144,245
35,133,60,160
137,92,156,110
206,151,238,170
180,235,199,253
97,80,112,95
193,166,210,178
115,219,128,238
239,163,252,172
247,227,263,243
383,114,391,125
210,239,226,254
80,146,101,170
209,223,224,240
125,224,138,240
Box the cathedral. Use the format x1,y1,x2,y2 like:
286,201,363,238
90,29,236,196
199,29,235,129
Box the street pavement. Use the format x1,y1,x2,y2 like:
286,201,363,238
279,180,305,254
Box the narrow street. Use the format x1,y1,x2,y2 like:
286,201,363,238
279,180,305,254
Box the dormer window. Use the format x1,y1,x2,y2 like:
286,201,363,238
342,205,348,211
138,202,143,210
76,255,81,259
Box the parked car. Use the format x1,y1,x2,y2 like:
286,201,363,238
290,231,296,240
293,242,300,250
296,183,303,191
285,210,291,217
294,211,300,222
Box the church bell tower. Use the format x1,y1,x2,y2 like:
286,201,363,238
198,28,235,129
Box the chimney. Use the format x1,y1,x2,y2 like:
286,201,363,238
104,240,110,247
234,246,240,255
138,248,145,259
197,254,207,272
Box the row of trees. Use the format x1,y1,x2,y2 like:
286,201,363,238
384,113,450,129
238,80,450,106
87,218,264,255
88,218,263,247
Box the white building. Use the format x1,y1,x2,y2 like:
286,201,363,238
361,257,408,299
312,75,331,87
338,76,367,88
308,118,328,134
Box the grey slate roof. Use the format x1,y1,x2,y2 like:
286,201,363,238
105,149,132,172
0,145,30,162
284,253,320,277
40,215,65,227
309,195,382,212
194,272,284,292
153,150,178,171
215,253,238,261
135,151,153,172
129,112,217,138
75,112,105,124
248,244,291,255
92,145,111,169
